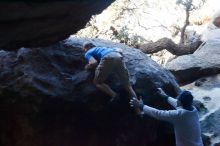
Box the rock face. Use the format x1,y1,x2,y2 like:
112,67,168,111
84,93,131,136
181,74,220,145
201,109,220,146
0,38,180,146
0,0,114,50
166,40,220,84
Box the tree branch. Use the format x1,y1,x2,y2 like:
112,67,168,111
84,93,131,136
138,37,202,56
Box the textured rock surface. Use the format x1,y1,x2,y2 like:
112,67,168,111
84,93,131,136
201,109,220,146
0,0,114,50
166,40,220,84
0,38,180,146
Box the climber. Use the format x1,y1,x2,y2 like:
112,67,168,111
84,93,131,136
82,42,138,102
130,88,203,146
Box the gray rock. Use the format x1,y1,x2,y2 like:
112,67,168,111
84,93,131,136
203,96,211,101
193,100,208,117
201,108,220,146
166,41,220,84
0,38,180,146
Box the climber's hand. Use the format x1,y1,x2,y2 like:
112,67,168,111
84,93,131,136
130,97,144,110
157,88,169,100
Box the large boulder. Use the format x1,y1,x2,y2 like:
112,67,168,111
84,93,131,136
166,40,220,84
0,0,114,50
0,38,180,146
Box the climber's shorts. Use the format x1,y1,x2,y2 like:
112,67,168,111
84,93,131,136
94,52,129,86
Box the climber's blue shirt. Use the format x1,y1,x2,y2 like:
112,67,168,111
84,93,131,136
84,47,114,62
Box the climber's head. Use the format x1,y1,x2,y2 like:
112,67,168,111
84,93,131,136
82,42,96,52
177,90,194,110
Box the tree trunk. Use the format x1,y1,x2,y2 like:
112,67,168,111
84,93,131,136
179,5,190,44
139,37,202,56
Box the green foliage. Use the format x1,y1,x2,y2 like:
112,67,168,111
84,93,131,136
117,26,129,42
111,26,146,48
176,0,206,44
111,26,129,44
176,0,206,11
176,0,183,5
